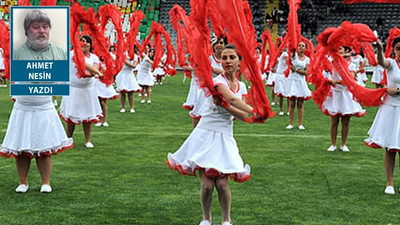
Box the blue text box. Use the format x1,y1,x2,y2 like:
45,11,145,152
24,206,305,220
11,83,69,96
11,60,69,82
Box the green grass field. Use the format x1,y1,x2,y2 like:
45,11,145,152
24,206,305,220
0,73,399,225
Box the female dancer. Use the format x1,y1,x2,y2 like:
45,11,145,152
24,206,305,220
365,39,400,194
95,57,119,126
285,41,311,129
188,37,227,127
115,50,141,112
322,46,366,152
274,49,290,116
350,52,366,87
60,35,103,148
153,52,167,85
371,63,385,89
167,44,256,225
0,94,73,193
137,48,155,103
210,37,226,77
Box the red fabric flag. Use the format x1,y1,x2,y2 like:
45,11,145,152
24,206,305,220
206,0,226,38
18,0,32,5
260,30,275,73
141,22,176,74
214,0,275,121
127,10,145,59
311,21,387,109
40,0,56,5
97,4,126,85
283,0,302,78
169,5,190,68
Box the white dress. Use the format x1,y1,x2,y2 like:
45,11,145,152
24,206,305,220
167,74,251,182
274,52,288,97
152,54,167,77
60,51,103,124
322,61,366,117
189,54,224,119
284,53,312,100
137,56,154,86
351,55,366,87
116,54,141,93
182,71,199,111
95,62,119,100
365,59,400,151
371,64,385,85
0,96,73,158
266,61,276,87
210,54,223,78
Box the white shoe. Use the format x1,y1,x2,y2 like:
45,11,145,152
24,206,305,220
130,109,135,113
120,108,126,113
15,184,29,193
95,123,103,127
102,122,109,127
147,100,152,103
286,112,290,116
271,102,275,106
138,93,142,97
160,82,163,85
278,111,284,116
340,145,350,152
286,124,294,129
140,99,146,103
327,145,337,151
222,222,233,225
85,142,94,148
385,186,395,195
199,220,211,225
40,184,52,193
144,94,148,97
298,125,305,130
53,100,58,106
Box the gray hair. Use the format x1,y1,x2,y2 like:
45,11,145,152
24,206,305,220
23,10,52,36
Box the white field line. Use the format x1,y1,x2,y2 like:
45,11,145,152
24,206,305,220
79,131,368,139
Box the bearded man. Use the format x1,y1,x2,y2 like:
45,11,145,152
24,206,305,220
13,10,66,60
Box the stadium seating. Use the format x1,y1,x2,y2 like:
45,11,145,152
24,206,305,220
278,0,400,44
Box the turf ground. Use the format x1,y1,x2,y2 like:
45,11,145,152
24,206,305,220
0,73,399,225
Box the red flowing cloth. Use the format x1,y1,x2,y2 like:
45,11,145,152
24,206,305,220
40,0,56,5
169,5,193,78
170,5,190,67
344,0,400,3
18,0,31,5
141,22,177,75
206,0,226,38
260,30,274,73
70,3,114,86
127,10,145,59
362,42,378,66
213,0,275,121
310,21,387,109
0,21,10,80
269,36,287,71
284,0,302,78
97,4,126,84
187,0,229,108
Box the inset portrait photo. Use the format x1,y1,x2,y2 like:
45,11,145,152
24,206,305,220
12,7,68,60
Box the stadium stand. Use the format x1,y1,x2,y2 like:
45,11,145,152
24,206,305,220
278,0,400,45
